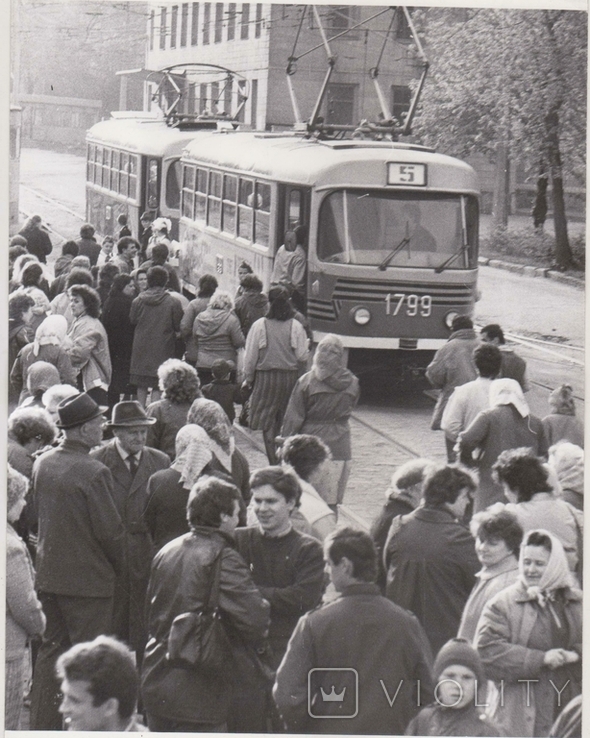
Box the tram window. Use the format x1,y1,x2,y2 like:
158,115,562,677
110,150,120,192
120,153,129,197
147,159,159,209
183,164,195,191
129,155,138,201
254,181,270,246
238,178,254,240
166,160,181,209
87,144,94,182
288,189,302,228
94,146,101,185
208,171,222,229
101,148,109,188
195,168,207,221
222,175,237,234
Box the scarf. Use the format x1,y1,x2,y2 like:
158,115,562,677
171,424,213,490
519,529,575,614
312,333,345,382
549,443,584,496
489,377,530,418
27,361,60,394
188,398,234,472
33,314,68,356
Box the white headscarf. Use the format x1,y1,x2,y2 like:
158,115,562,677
519,529,575,607
548,443,584,496
187,398,234,472
33,315,68,356
171,424,213,491
489,378,530,418
312,334,346,382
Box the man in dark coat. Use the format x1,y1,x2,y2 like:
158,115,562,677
274,528,434,734
139,242,181,292
481,322,530,391
29,392,126,730
91,401,170,660
76,223,101,267
384,466,480,656
19,214,53,263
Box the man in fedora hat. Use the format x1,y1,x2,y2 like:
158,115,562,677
29,392,126,731
91,401,169,661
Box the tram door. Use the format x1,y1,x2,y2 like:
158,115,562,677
279,185,311,309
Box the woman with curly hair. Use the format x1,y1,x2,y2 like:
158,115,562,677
8,406,57,479
101,274,137,409
9,293,35,407
66,284,112,405
146,359,202,460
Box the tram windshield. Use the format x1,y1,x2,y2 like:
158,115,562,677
318,190,478,269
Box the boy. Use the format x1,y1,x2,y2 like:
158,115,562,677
201,358,242,422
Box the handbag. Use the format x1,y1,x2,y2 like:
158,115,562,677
166,549,232,674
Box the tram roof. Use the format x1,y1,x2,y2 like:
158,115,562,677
86,117,200,156
181,132,478,191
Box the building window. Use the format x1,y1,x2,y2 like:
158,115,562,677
215,3,223,42
391,85,411,123
211,81,219,113
203,3,210,44
191,2,199,44
180,3,189,46
397,9,412,40
326,6,351,31
199,84,208,113
223,77,232,115
160,7,167,49
171,6,178,48
326,84,356,125
250,78,258,128
227,2,236,40
149,10,155,50
188,82,196,112
241,3,249,39
255,3,262,37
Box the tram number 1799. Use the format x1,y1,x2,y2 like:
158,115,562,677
385,293,432,317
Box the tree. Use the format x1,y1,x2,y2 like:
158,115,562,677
411,8,586,269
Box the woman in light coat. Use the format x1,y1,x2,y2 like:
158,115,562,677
475,529,582,738
66,284,112,406
193,290,245,386
281,333,359,507
6,466,46,729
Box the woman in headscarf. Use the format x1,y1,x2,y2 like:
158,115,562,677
146,359,202,461
242,286,309,463
548,442,584,512
187,397,251,508
457,378,547,512
281,333,359,509
493,447,583,576
475,530,582,738
542,384,584,448
10,315,76,404
19,362,60,409
192,289,245,386
144,424,213,552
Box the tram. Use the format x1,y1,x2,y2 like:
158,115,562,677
85,113,216,241
177,130,479,369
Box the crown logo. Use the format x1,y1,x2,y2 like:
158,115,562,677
320,686,346,702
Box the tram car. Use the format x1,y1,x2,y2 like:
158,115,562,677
177,131,480,370
85,113,211,241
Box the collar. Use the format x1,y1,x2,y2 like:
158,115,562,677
114,437,142,463
259,522,294,539
60,438,92,454
477,556,518,581
414,506,463,524
340,582,381,597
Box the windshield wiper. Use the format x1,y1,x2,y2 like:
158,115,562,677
434,243,470,273
378,221,412,271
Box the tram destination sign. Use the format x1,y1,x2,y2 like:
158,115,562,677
387,163,426,186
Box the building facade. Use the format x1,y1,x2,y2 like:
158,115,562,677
144,3,419,131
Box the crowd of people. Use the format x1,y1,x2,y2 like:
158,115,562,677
5,215,584,736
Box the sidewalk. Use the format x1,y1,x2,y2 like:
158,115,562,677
478,255,584,290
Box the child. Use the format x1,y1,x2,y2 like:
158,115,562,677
542,384,584,448
405,638,501,736
117,213,132,239
201,358,242,423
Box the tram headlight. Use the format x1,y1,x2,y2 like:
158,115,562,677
352,307,371,326
444,311,459,329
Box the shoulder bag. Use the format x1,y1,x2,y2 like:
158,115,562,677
166,548,232,674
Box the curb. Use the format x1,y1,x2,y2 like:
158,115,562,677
478,257,584,289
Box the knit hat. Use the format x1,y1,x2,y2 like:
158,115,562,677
548,442,584,496
433,638,485,685
26,361,61,395
7,465,28,512
211,358,235,379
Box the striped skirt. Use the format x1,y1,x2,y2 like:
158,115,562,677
5,655,25,730
249,369,299,432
